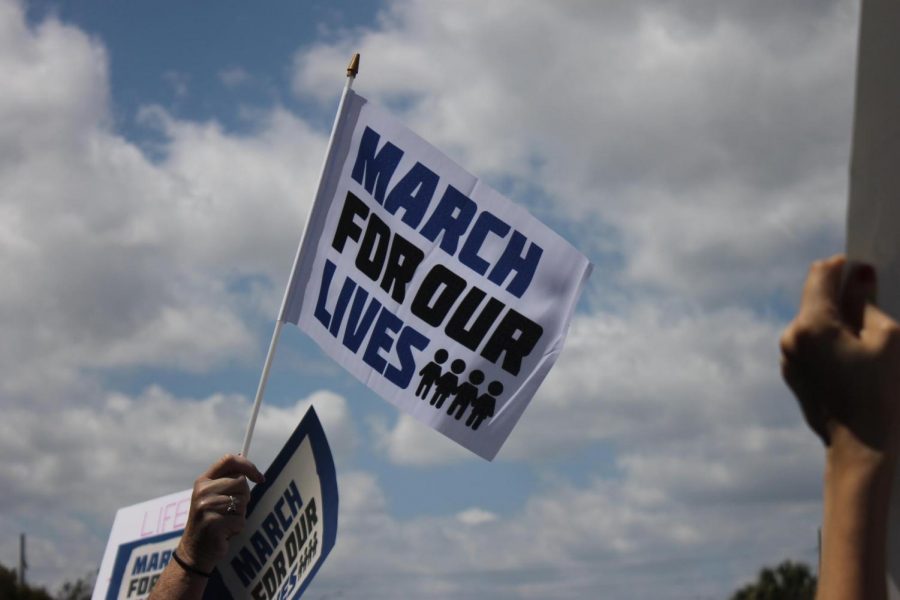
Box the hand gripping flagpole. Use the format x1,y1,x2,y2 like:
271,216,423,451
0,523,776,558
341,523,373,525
240,53,360,458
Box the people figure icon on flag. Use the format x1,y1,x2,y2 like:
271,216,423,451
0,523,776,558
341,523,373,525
447,369,484,420
467,381,502,430
416,348,448,400
430,359,465,409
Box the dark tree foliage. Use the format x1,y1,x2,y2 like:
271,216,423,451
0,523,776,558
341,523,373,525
730,560,817,600
54,571,94,600
0,563,52,600
0,563,94,600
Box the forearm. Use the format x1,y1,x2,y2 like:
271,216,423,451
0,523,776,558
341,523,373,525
818,431,895,600
148,547,210,600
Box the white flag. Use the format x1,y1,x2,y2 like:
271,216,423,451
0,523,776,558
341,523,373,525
283,90,591,460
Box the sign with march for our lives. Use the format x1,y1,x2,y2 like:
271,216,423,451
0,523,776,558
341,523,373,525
204,407,337,600
96,407,337,600
282,90,592,460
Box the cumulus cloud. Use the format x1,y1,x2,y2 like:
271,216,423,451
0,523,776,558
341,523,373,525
287,2,851,592
0,0,343,587
0,0,857,597
0,387,357,587
291,11,849,590
0,0,331,402
219,66,251,88
162,70,190,98
309,468,820,600
456,507,498,526
367,304,825,596
375,304,807,464
513,307,791,455
371,413,471,466
293,0,856,304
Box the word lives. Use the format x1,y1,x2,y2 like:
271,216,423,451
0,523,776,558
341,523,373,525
230,480,320,600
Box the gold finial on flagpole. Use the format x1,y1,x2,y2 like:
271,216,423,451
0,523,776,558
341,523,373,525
347,53,360,78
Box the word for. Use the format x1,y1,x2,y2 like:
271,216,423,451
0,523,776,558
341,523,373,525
351,126,543,299
325,191,543,377
126,573,160,598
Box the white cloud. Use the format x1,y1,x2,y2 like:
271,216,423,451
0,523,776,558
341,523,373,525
364,302,825,596
295,4,847,588
0,0,107,153
0,387,357,587
134,103,325,281
0,0,332,402
293,0,856,304
162,70,190,98
371,413,471,466
456,507,497,526
309,466,820,600
0,0,854,597
0,4,352,587
219,66,251,88
511,306,791,455
375,304,805,465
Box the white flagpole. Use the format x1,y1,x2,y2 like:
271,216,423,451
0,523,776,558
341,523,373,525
240,53,360,458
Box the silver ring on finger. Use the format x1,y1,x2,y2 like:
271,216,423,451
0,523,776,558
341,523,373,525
226,495,238,515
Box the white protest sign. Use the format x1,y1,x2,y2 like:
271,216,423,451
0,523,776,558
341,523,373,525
282,90,592,461
93,489,191,599
204,407,338,600
103,531,182,600
847,0,900,313
844,1,900,597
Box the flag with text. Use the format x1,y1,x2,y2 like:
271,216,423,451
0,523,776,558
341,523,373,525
283,90,592,460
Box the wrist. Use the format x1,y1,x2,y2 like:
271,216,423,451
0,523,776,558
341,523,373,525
824,455,894,514
826,424,896,476
175,540,217,575
824,426,895,532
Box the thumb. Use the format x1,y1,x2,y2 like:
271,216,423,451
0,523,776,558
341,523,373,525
860,302,900,344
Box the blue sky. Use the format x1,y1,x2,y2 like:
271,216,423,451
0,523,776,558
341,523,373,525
0,0,859,598
25,1,377,130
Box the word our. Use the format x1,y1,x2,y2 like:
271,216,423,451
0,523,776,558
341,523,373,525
315,190,544,385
